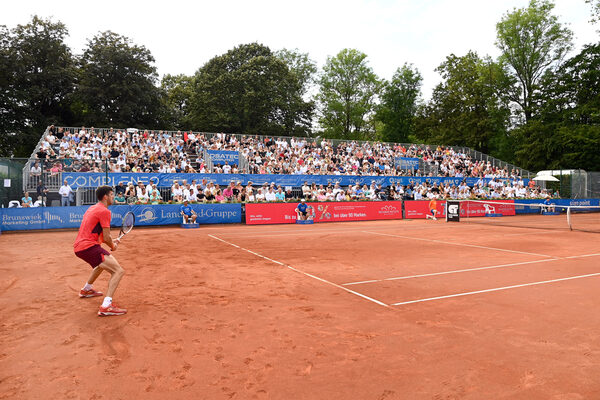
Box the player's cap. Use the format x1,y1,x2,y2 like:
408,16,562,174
183,199,188,203
301,199,305,202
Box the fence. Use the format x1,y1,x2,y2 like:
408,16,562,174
0,158,27,208
572,170,600,199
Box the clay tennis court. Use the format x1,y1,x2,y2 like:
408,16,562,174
2,216,600,399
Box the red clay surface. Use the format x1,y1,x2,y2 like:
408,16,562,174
1,218,600,399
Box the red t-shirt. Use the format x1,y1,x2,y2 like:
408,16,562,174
73,203,111,252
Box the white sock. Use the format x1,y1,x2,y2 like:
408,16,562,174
83,283,93,291
102,297,112,308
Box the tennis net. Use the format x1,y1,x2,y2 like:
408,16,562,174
446,199,600,233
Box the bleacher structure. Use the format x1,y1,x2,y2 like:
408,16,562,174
17,125,545,206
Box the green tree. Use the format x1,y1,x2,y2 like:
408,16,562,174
375,63,422,143
275,48,317,96
514,43,600,170
74,31,164,128
496,0,573,123
0,16,76,156
317,49,381,140
190,43,313,136
586,0,600,23
414,52,511,155
160,74,194,129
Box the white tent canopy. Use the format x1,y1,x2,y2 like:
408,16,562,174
533,175,560,182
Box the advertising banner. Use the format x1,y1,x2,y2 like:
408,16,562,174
245,201,403,225
207,150,239,166
404,200,447,219
514,198,600,213
0,203,241,231
446,200,460,222
459,200,516,217
63,172,528,190
394,157,420,170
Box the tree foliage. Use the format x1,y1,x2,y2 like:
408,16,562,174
189,43,314,136
415,52,511,155
496,0,573,123
275,48,317,96
514,43,600,170
74,31,164,128
375,63,422,143
0,16,76,156
160,74,194,129
317,49,381,140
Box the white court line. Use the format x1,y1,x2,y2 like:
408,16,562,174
205,223,460,238
363,230,556,259
208,234,390,309
342,253,600,286
392,272,600,306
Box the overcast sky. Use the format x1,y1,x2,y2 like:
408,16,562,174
2,0,598,99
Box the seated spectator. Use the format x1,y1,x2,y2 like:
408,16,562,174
265,188,277,202
137,187,149,204
30,162,42,179
124,182,136,202
171,182,183,203
32,196,46,207
21,192,33,207
215,189,225,203
223,182,235,202
115,182,126,196
114,192,127,205
275,188,285,202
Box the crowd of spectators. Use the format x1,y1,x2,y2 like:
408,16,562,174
31,126,523,180
101,177,554,206
19,126,556,207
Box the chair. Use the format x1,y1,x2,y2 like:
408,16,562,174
8,200,21,208
50,199,61,207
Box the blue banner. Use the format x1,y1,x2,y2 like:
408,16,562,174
514,199,600,214
63,172,529,190
207,150,239,166
0,203,241,231
394,157,420,170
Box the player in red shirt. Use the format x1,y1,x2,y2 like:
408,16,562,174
74,186,127,316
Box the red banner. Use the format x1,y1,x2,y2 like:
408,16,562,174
403,199,516,219
404,200,447,219
245,201,403,225
460,200,515,217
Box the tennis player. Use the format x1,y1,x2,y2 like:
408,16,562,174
426,199,438,220
74,186,127,317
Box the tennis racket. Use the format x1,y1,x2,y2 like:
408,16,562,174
117,211,135,240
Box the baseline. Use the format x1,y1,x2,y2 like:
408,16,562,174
208,234,391,309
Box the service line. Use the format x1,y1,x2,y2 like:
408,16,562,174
362,230,557,258
342,253,600,286
208,234,391,309
392,272,600,306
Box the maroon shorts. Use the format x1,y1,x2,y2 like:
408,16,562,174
75,244,110,268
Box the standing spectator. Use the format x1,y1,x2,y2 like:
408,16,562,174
21,192,33,207
59,180,74,207
36,180,48,205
